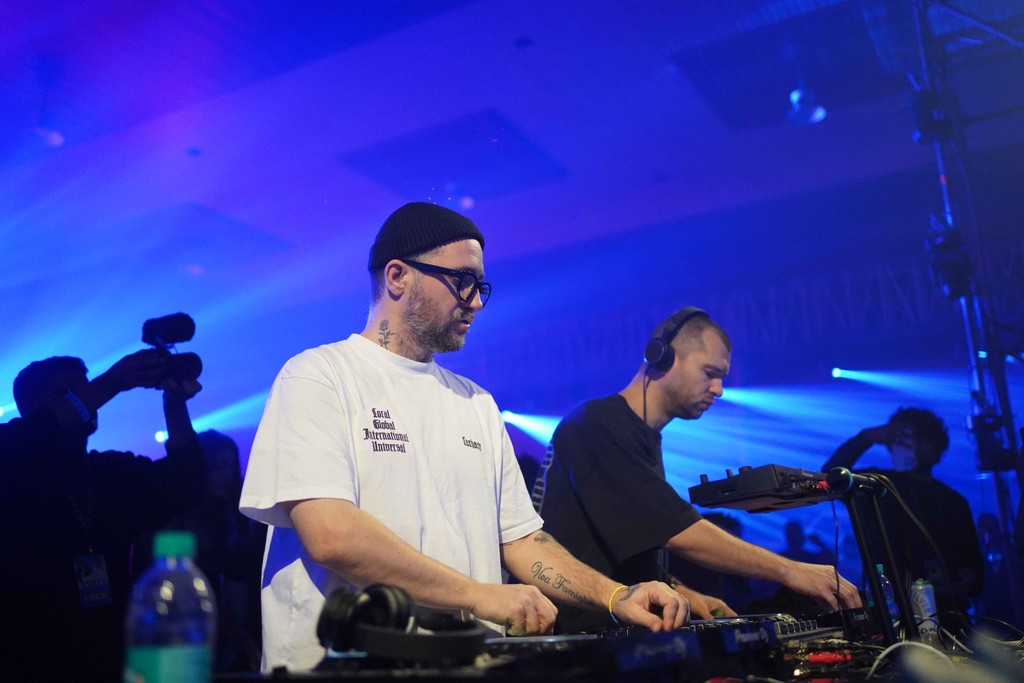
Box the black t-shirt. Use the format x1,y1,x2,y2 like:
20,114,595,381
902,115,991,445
536,394,702,633
0,407,204,682
825,436,984,621
859,468,983,613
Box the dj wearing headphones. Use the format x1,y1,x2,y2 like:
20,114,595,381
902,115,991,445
535,307,862,633
241,204,688,672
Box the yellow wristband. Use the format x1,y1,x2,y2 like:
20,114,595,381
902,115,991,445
608,585,629,624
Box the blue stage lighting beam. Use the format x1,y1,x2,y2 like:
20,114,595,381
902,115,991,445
717,387,860,425
828,368,969,403
501,411,561,446
153,391,269,441
191,392,269,432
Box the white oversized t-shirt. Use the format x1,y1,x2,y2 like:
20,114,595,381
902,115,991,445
240,334,542,671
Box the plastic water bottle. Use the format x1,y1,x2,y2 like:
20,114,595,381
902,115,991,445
124,531,217,682
876,564,899,625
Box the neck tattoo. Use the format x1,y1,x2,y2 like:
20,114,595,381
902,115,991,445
378,320,394,349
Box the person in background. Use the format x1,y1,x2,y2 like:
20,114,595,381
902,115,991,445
823,406,983,623
779,520,836,566
134,429,265,672
0,351,204,682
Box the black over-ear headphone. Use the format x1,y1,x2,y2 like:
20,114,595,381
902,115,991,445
316,584,488,666
643,306,708,372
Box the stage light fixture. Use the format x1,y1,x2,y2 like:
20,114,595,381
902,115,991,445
786,88,826,125
831,367,843,378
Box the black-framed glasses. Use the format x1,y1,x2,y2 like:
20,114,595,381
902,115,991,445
401,260,491,307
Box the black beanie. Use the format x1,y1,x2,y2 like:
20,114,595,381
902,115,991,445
368,202,485,271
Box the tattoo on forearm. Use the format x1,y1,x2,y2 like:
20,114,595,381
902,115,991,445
530,561,596,608
378,320,394,349
532,531,557,545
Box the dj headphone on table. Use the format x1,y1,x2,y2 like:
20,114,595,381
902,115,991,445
316,583,488,665
642,306,709,373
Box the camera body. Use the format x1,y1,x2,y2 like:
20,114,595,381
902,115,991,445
142,313,203,382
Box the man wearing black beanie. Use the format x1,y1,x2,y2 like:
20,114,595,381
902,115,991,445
241,202,688,671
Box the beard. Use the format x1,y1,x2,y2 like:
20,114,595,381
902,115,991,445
668,389,710,421
404,280,469,355
677,403,706,420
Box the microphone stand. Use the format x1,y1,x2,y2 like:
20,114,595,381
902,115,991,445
839,484,917,646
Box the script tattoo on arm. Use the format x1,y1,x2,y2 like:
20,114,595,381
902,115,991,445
530,561,597,609
378,320,394,349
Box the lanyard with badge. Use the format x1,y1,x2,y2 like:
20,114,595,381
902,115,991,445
66,477,113,608
59,390,113,608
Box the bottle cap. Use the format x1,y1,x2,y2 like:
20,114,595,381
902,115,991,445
876,564,884,574
153,530,197,558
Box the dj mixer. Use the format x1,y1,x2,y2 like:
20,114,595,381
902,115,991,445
485,613,850,680
235,611,876,682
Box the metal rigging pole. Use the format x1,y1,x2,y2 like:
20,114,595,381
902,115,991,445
911,0,1024,622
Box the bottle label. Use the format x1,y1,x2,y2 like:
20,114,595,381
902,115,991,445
124,645,211,683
